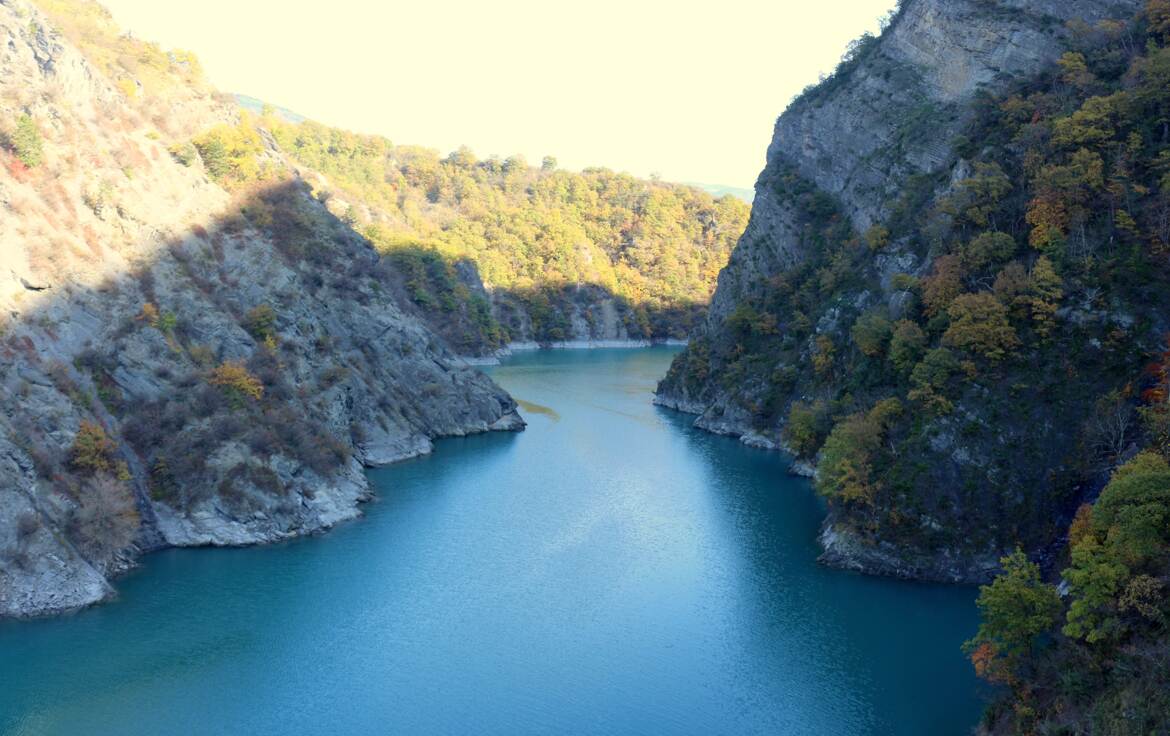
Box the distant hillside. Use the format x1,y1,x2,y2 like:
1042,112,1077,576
685,182,753,203
223,100,751,353
234,94,305,124
233,116,752,353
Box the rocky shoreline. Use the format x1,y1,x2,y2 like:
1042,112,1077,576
0,0,525,620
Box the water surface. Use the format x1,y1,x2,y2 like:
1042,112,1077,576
0,348,984,735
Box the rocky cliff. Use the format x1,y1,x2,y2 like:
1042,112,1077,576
658,0,1160,582
0,0,521,618
709,0,1144,328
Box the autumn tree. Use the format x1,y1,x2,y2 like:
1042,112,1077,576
70,421,118,475
1057,52,1097,93
1063,452,1170,644
1149,0,1170,42
947,162,1012,229
993,261,1032,320
193,116,267,186
942,292,1020,361
244,304,278,342
921,254,965,317
965,550,1061,685
864,224,890,251
784,400,830,457
816,398,902,507
210,361,264,406
1028,256,1062,338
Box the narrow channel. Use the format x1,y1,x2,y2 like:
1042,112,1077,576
0,348,983,735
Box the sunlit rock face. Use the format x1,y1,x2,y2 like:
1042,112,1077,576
706,0,1143,329
0,0,521,618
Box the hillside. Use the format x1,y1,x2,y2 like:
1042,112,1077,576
659,0,1156,580
252,115,750,354
658,0,1170,729
0,0,521,617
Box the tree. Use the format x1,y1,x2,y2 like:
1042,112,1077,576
1063,452,1170,644
993,261,1031,321
210,361,264,405
942,293,1020,362
922,254,965,317
888,320,926,373
965,550,1061,685
502,154,527,174
1063,535,1130,644
960,231,1016,272
11,113,43,168
864,224,890,251
949,162,1011,228
812,335,835,377
908,348,959,413
1149,0,1170,42
69,474,140,565
784,400,829,457
192,118,266,185
851,312,892,357
541,156,557,172
446,145,477,168
816,398,902,506
194,134,229,179
1057,52,1097,92
1029,256,1062,339
70,421,117,475
244,304,277,342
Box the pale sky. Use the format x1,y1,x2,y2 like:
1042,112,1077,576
100,1,896,188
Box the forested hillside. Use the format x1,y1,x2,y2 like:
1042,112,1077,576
236,114,750,352
658,0,1170,730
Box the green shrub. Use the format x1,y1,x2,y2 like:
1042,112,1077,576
11,114,43,168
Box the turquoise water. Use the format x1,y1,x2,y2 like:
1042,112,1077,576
0,348,985,735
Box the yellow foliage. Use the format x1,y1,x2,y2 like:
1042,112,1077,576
209,361,263,402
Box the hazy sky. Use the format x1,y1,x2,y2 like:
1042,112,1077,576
100,1,896,187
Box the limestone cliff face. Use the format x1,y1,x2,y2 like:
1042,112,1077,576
658,0,1147,582
0,0,521,618
708,0,1143,329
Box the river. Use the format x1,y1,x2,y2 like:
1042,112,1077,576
0,347,984,735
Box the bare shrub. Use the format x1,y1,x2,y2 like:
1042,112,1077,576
68,473,139,564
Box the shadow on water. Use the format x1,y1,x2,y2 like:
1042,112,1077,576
650,400,988,734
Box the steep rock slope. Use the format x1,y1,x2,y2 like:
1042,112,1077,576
256,116,749,355
0,0,521,618
709,0,1143,328
658,0,1158,582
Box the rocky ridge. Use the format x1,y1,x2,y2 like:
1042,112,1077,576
0,0,521,618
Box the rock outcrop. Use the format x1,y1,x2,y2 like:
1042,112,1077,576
0,0,521,618
709,0,1144,329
